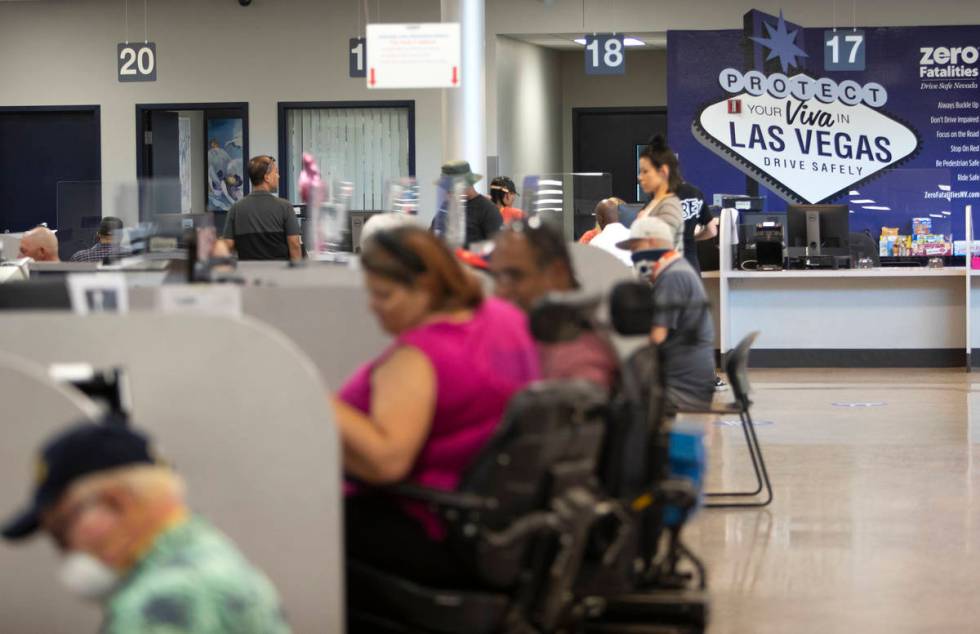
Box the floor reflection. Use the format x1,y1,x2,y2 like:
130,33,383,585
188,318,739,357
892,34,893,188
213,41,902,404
690,370,980,633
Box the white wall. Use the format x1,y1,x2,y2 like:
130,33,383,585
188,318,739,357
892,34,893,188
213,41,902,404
176,111,206,214
494,36,563,184
559,49,668,173
0,0,443,226
486,0,980,35
485,0,980,161
4,0,980,227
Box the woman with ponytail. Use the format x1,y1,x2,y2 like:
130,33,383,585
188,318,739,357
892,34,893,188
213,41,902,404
636,135,684,254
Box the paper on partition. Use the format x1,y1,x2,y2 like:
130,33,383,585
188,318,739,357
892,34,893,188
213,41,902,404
66,273,129,316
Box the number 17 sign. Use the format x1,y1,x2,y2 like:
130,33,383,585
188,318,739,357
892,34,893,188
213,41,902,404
584,34,625,75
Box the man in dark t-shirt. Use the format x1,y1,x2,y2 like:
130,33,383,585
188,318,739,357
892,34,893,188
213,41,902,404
674,182,718,273
222,156,302,261
429,160,504,248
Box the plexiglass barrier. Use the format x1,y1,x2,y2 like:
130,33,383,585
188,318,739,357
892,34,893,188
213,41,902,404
519,173,613,241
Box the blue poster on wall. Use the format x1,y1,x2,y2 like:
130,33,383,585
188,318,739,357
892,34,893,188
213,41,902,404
668,10,980,240
207,118,245,212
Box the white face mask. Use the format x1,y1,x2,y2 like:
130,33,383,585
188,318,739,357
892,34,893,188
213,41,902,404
58,551,120,601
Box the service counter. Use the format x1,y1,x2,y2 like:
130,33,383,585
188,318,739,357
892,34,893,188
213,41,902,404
714,208,977,368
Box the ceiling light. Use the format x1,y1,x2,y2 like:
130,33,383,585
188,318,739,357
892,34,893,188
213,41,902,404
862,205,891,211
851,199,875,204
574,37,645,47
849,190,861,195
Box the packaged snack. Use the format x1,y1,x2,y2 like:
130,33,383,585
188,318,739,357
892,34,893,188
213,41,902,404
912,217,932,235
881,227,900,237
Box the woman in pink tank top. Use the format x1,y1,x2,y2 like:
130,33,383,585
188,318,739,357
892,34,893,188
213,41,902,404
333,226,539,588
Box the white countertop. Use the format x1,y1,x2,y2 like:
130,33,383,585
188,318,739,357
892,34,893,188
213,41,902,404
725,267,967,279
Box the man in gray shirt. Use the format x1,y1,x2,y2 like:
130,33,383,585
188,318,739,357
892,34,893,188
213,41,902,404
619,216,715,411
222,156,302,261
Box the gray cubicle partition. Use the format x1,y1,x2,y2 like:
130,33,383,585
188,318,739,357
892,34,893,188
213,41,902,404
0,352,102,633
237,260,364,287
0,314,344,633
568,243,633,296
242,285,389,390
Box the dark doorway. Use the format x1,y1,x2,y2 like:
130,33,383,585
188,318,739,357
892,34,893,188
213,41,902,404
136,103,249,228
572,107,667,204
0,106,101,258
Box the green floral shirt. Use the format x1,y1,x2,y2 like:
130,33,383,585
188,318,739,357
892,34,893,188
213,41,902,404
102,516,290,634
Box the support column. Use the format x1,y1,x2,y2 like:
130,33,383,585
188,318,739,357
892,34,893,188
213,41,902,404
441,0,486,190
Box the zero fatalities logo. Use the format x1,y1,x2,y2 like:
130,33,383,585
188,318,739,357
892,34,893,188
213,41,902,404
919,46,980,79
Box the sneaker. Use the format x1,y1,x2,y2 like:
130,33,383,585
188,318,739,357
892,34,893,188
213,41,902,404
714,377,728,391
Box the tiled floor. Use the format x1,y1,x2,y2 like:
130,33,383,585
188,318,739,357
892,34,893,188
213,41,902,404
688,369,980,634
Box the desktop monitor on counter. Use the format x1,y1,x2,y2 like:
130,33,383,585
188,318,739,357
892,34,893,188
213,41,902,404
786,205,850,258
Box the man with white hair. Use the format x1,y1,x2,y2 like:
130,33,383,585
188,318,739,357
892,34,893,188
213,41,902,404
619,216,715,410
358,212,419,251
2,421,290,633
18,226,60,262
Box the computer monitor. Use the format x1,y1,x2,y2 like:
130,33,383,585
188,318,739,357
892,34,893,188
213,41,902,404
786,204,850,257
0,279,71,310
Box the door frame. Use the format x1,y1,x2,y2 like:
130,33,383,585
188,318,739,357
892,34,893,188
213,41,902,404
135,102,250,217
276,100,416,203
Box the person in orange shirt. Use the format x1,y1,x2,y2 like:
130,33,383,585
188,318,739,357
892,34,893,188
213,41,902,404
578,225,600,244
489,177,525,225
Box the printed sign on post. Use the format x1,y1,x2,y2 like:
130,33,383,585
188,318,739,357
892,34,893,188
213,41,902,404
117,42,157,82
824,30,866,71
584,34,625,75
365,23,461,89
349,37,367,78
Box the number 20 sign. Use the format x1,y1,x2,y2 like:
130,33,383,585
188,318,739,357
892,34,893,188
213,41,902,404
117,42,157,82
584,34,625,76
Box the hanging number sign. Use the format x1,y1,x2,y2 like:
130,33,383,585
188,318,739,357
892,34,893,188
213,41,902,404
584,34,625,75
349,37,367,78
117,42,157,82
824,30,866,71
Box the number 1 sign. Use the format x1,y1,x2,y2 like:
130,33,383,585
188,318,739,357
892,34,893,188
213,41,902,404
117,42,157,82
584,34,625,75
349,38,366,78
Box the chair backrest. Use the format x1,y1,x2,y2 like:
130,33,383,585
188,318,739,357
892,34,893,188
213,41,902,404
600,344,670,500
458,381,607,529
725,331,760,408
528,290,602,344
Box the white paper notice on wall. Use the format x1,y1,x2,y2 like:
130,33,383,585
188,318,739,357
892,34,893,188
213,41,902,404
366,23,461,89
156,285,242,319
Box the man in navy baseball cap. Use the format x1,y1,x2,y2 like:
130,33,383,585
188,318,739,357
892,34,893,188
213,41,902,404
2,420,290,632
2,422,156,540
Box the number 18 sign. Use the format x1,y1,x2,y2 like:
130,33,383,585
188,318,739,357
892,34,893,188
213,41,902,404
584,34,625,75
117,42,157,82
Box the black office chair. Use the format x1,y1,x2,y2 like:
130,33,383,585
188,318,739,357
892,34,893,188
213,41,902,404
346,380,610,633
557,284,710,633
698,332,773,508
608,280,771,509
